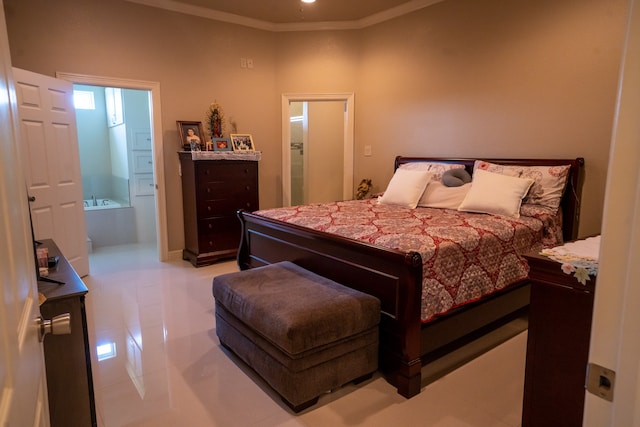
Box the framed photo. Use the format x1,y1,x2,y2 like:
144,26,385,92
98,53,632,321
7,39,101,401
230,134,255,151
177,121,205,151
213,137,232,152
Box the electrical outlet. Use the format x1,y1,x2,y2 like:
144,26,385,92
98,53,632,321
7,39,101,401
364,145,372,156
240,58,247,68
247,58,254,69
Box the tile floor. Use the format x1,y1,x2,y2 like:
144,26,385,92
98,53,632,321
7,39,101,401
83,243,527,427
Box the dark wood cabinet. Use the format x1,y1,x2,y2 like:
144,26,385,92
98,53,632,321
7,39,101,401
522,251,596,427
179,152,259,266
38,239,97,427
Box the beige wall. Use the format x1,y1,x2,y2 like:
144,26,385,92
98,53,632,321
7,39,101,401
4,0,280,251
4,0,627,252
355,0,627,237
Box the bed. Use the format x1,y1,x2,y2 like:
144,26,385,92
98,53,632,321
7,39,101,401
236,156,585,398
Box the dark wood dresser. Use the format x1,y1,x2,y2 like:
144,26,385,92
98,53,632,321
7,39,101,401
522,250,596,427
38,239,97,427
179,152,259,267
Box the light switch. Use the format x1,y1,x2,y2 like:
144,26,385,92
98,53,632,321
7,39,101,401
364,145,372,156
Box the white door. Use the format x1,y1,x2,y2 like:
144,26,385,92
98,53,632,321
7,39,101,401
13,67,89,277
0,7,50,426
307,101,345,203
583,0,640,424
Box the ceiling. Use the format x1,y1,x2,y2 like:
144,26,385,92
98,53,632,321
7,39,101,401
126,0,444,30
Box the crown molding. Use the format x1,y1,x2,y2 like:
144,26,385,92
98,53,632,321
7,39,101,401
124,0,444,32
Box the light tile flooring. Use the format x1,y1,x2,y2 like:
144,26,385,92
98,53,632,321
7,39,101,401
84,243,527,427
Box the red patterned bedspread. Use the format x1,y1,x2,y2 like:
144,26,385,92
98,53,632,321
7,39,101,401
254,199,562,322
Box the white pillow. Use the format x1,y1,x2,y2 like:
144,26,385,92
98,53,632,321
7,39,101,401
418,182,471,209
474,161,571,210
378,168,433,209
458,169,534,218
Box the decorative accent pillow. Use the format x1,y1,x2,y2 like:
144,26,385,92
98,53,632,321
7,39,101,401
378,168,433,209
418,182,471,209
399,162,466,182
458,169,534,218
474,161,571,210
442,168,472,187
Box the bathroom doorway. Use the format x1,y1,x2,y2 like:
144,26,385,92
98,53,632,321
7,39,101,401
58,72,168,261
75,85,156,252
281,93,354,207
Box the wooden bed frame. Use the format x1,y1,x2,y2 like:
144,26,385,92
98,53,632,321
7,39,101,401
237,156,585,398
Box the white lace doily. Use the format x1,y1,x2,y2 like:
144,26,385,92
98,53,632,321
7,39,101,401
189,151,261,161
540,235,600,284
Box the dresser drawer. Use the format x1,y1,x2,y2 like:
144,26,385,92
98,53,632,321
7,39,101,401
198,196,257,217
198,217,240,251
196,161,257,182
197,178,258,202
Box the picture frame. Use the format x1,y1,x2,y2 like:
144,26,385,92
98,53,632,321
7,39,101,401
230,134,255,151
213,137,232,152
177,121,205,151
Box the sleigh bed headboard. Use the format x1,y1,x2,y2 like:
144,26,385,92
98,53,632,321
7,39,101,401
394,156,585,242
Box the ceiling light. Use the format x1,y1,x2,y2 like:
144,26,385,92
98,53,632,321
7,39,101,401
301,0,316,3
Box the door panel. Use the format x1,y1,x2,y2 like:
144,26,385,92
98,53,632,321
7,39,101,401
13,67,89,277
0,8,50,426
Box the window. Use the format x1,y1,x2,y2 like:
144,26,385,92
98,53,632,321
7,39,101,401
73,90,95,110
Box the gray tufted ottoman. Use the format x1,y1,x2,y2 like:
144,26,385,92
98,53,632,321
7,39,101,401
212,261,380,412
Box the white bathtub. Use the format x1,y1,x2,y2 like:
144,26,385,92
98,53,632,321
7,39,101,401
84,199,136,248
84,199,122,210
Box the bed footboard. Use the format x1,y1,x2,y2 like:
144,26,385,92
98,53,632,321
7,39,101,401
237,210,425,398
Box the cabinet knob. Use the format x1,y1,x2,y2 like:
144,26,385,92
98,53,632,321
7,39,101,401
245,185,250,191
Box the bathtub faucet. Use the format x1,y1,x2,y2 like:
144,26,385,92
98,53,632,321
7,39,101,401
92,195,97,206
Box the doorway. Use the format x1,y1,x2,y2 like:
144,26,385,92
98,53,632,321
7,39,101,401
57,72,168,261
281,93,354,207
75,84,156,252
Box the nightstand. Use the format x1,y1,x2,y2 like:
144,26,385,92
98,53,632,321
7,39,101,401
522,248,597,427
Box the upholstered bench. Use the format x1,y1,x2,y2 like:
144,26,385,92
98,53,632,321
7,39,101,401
212,261,380,412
